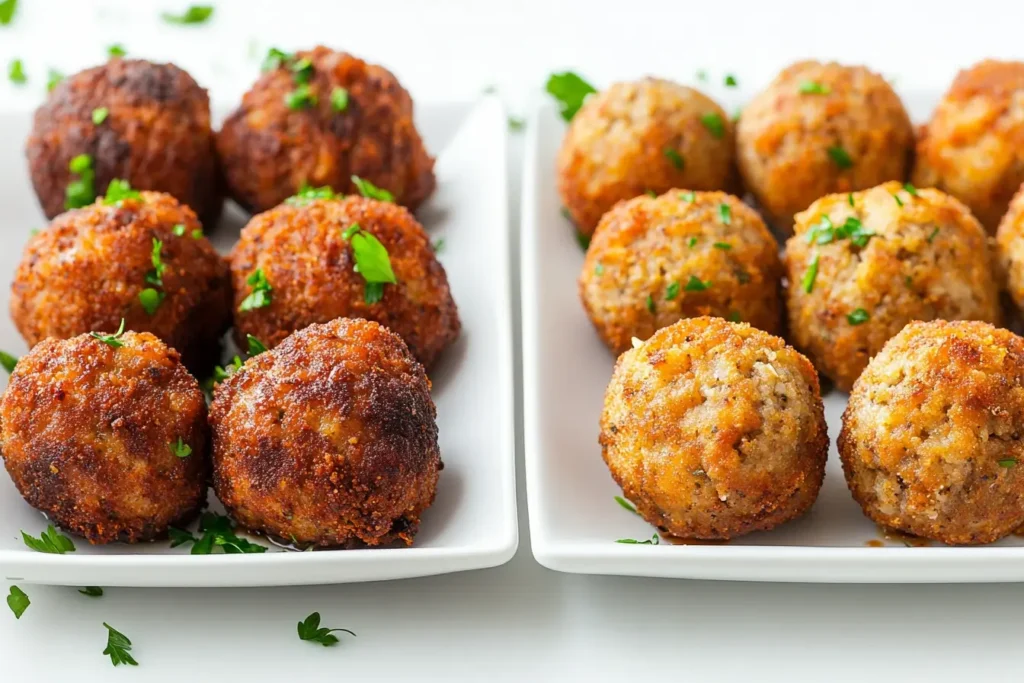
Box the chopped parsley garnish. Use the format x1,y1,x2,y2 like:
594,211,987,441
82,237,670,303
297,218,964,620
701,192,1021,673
713,241,732,250
594,262,604,276
146,238,166,287
7,586,28,619
727,311,742,323
665,282,680,300
161,5,214,24
261,47,290,72
684,275,711,292
79,587,103,598
210,356,243,384
102,623,138,667
91,107,109,125
686,236,698,248
171,512,268,555
0,350,17,374
107,44,126,58
138,288,164,315
645,295,655,314
696,69,707,82
801,255,820,293
545,71,597,121
191,228,202,238
508,116,525,132
65,153,96,209
663,148,684,170
903,182,918,196
285,83,317,110
8,58,25,84
798,80,830,94
90,319,127,348
848,193,855,207
616,534,660,545
46,69,63,92
999,459,1017,468
805,214,874,247
239,269,272,311
0,0,17,25
927,227,939,243
246,334,267,356
893,193,903,208
827,145,853,169
724,74,738,87
330,87,349,113
102,178,142,205
700,113,725,139
342,223,398,304
645,189,657,198
614,495,639,515
297,612,356,647
352,175,394,202
679,191,695,202
285,183,338,206
290,57,313,84
718,203,731,225
22,525,75,554
173,224,186,236
169,437,192,459
575,231,590,250
846,308,870,325
735,269,751,284
432,238,445,253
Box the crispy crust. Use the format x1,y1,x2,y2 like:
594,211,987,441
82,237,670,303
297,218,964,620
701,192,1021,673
996,182,1024,310
10,192,233,374
229,195,459,368
216,46,435,214
839,320,1024,544
784,181,1001,392
0,332,209,544
557,78,736,237
600,317,828,540
579,190,781,354
26,58,222,226
210,318,441,548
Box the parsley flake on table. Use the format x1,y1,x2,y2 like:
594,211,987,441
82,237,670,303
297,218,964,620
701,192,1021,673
297,612,357,647
0,0,18,25
239,268,272,311
663,148,684,170
696,69,708,82
246,334,268,356
718,203,731,225
7,586,28,619
171,512,268,555
90,319,127,348
508,116,526,132
0,350,17,374
614,495,639,515
92,107,109,125
700,113,725,139
665,281,680,300
161,4,214,24
107,43,127,58
684,275,711,292
352,175,394,202
545,71,596,121
330,86,349,113
65,153,96,209
8,58,26,84
22,525,75,554
798,80,830,94
79,586,103,598
616,534,660,545
285,83,317,110
846,308,870,325
46,69,63,91
827,145,853,169
103,178,142,205
285,183,338,206
169,437,192,459
801,255,820,293
102,623,138,667
342,223,398,304
724,74,738,87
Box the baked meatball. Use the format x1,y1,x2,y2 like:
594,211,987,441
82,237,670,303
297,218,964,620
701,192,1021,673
580,190,781,355
912,60,1024,233
230,194,458,367
784,181,1000,392
26,58,222,226
996,182,1024,311
10,191,233,374
0,331,209,544
840,320,1024,545
737,60,913,233
210,318,441,548
557,77,735,237
217,46,435,215
601,316,828,540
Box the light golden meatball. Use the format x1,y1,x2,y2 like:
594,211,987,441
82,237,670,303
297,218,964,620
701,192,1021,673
912,60,1024,233
210,318,441,548
840,320,1024,545
601,317,828,540
557,78,735,237
0,332,209,544
784,181,1000,392
580,190,781,355
996,183,1024,310
738,60,913,233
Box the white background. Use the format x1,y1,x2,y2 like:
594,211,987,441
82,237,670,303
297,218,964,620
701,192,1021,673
3,0,1024,680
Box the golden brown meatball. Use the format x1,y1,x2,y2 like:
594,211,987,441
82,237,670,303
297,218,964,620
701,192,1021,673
557,78,735,237
216,46,435,215
996,182,1024,311
912,60,1024,233
10,191,233,374
230,194,458,368
738,60,913,233
210,318,440,548
784,181,1000,392
26,58,222,226
840,320,1024,545
579,190,781,355
601,317,828,540
0,331,209,544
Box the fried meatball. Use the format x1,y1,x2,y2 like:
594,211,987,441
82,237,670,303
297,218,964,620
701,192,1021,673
784,181,1000,392
557,78,735,237
230,194,458,367
217,46,435,215
10,191,232,374
26,58,222,226
579,190,781,355
996,182,1024,311
737,60,913,233
840,320,1024,545
0,332,209,544
601,317,828,540
912,60,1024,233
210,318,440,548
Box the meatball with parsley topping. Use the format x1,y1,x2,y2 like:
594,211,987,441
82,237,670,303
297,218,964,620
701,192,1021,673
784,181,1000,392
216,46,436,215
0,330,209,544
579,190,782,355
229,190,459,368
210,318,441,548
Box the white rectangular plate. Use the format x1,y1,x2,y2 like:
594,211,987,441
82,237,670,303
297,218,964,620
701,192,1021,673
0,97,517,587
522,93,1024,583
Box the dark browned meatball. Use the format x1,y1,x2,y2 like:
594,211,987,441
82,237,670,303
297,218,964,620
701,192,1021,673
10,191,232,374
0,331,209,544
216,46,435,214
230,194,459,368
210,318,441,548
26,58,222,226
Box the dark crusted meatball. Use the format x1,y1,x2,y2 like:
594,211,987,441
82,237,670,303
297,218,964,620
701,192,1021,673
230,194,459,368
26,58,222,226
216,46,435,215
0,332,209,544
10,191,232,374
210,318,441,548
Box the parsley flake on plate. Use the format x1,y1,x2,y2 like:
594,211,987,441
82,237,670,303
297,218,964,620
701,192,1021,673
352,175,394,202
663,148,684,170
545,71,596,121
92,107,109,125
432,238,445,254
102,623,138,667
7,586,28,619
23,524,75,554
169,437,192,459
0,350,17,373
90,319,127,348
297,612,357,647
8,58,26,84
161,4,214,24
0,0,18,25
79,586,103,598
342,223,398,304
170,512,268,555
508,116,526,132
616,534,660,545
724,74,738,87
239,268,272,311
700,113,725,139
614,495,639,515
